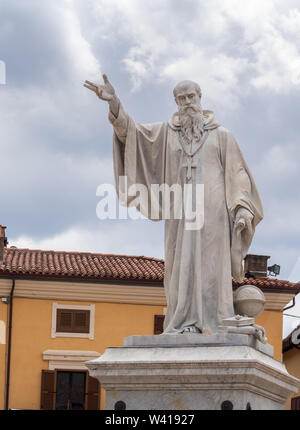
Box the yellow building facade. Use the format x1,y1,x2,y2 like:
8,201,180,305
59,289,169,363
0,247,298,410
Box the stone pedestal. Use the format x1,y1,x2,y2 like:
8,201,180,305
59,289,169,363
86,334,299,410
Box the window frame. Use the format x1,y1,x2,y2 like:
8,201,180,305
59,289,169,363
51,303,95,340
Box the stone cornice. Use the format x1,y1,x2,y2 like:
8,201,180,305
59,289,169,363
0,278,166,306
264,293,295,311
43,349,101,371
0,279,296,309
43,350,100,361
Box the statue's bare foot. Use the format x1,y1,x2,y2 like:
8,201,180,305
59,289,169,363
181,326,202,334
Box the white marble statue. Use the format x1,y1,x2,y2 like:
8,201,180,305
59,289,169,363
84,75,263,335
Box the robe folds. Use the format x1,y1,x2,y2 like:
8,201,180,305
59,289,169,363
109,104,263,334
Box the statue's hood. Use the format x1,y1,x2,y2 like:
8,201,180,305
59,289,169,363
168,109,220,131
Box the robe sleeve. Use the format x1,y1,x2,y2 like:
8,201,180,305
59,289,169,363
109,102,168,220
221,129,264,282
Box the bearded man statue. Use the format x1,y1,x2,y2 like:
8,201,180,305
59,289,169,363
85,76,263,335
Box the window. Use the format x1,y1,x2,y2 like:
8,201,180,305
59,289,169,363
154,314,165,334
56,309,90,334
51,304,95,339
56,371,86,410
291,396,300,410
40,370,99,410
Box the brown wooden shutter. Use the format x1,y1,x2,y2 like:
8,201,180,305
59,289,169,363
85,375,100,410
291,396,300,410
74,311,90,333
56,309,90,333
41,370,56,410
56,309,73,332
154,314,165,334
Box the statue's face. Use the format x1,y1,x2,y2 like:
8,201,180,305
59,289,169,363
175,82,201,108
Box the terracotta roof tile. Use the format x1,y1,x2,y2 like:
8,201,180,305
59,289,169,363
233,277,299,291
0,247,299,291
0,248,165,283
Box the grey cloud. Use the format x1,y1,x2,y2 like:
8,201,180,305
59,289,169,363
0,1,72,86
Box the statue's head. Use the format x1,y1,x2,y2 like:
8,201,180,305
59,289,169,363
173,80,202,107
173,80,204,143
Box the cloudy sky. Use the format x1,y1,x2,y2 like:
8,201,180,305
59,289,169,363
0,0,300,335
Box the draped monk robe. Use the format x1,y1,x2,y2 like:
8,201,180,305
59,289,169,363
109,103,263,334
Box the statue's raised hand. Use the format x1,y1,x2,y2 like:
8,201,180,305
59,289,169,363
84,74,115,101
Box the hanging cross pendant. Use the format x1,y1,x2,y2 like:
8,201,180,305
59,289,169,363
182,155,197,182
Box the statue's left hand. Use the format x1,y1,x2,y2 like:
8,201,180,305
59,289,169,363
235,207,253,231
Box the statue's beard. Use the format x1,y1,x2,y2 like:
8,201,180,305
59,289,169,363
178,104,204,143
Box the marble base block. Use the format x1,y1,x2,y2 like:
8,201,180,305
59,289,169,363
86,334,299,410
124,332,274,356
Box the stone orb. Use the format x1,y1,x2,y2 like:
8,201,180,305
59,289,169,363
233,285,266,318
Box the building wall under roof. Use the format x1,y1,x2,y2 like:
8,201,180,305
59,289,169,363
0,289,289,410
